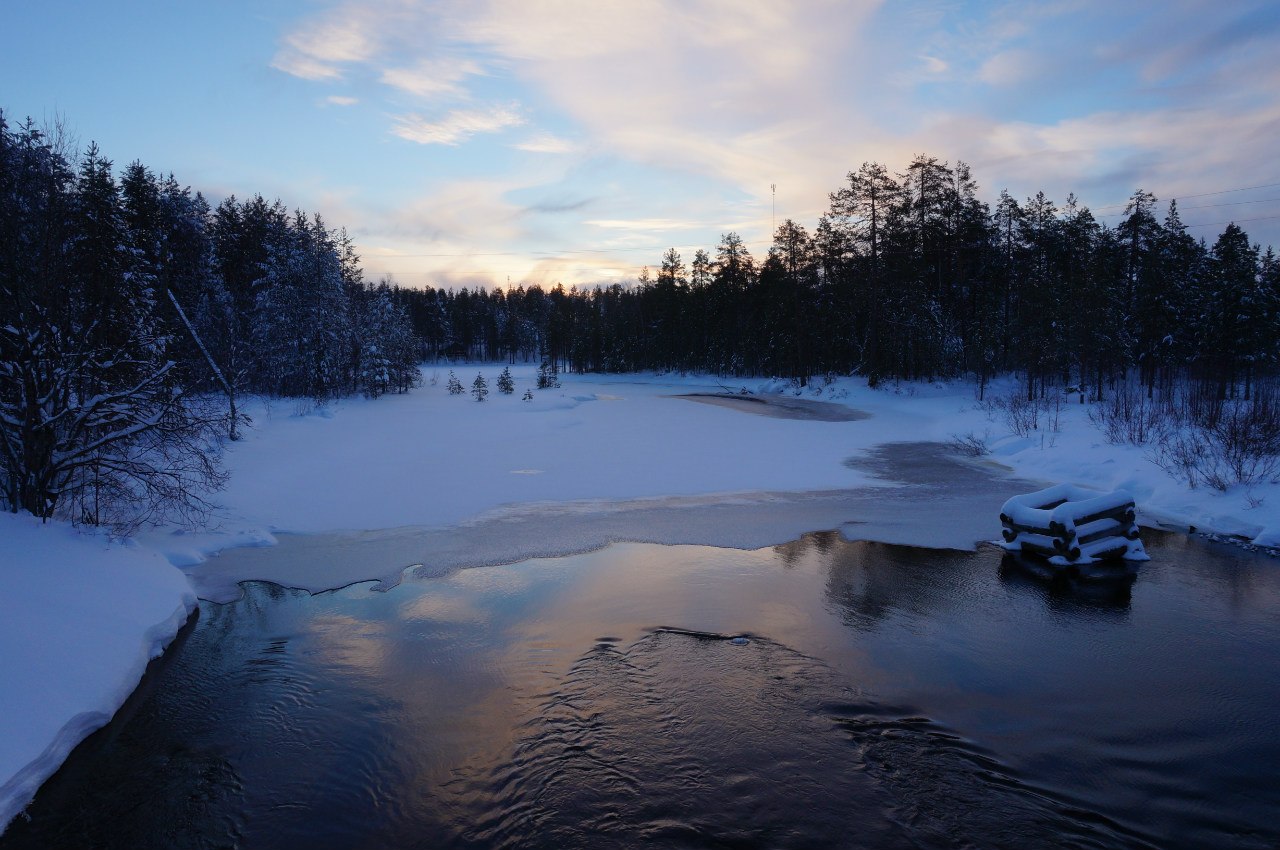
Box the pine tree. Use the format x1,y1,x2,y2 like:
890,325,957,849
472,372,488,401
497,365,515,394
536,359,560,389
522,388,533,401
447,370,463,394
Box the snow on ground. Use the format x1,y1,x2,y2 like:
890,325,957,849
189,372,899,535
134,365,1277,600
3,365,1277,833
911,378,1280,544
262,368,1273,544
0,512,196,833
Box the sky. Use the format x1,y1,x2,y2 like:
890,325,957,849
5,0,1280,290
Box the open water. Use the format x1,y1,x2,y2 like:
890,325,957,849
3,530,1278,849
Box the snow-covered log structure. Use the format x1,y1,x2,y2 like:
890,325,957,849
1000,484,1147,565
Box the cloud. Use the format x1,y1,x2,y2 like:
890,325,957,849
586,218,714,232
270,0,1280,282
522,196,594,214
326,95,359,106
271,4,384,80
376,178,527,243
391,104,525,145
273,53,345,81
512,132,578,154
977,49,1033,86
380,57,483,98
921,55,949,75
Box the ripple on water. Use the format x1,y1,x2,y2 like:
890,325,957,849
6,534,1277,850
446,629,1149,850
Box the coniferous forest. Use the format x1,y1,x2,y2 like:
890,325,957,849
2,109,1278,527
401,158,1277,403
0,113,419,526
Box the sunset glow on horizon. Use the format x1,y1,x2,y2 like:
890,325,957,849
7,0,1279,290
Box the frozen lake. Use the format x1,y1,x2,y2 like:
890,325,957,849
4,530,1278,849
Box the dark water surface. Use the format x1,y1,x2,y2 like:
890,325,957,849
5,531,1279,849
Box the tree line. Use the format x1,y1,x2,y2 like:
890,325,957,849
396,156,1277,402
0,112,418,526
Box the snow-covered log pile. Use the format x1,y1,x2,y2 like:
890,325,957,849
1000,484,1148,565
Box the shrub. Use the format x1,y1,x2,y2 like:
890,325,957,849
1088,382,1170,445
981,383,1064,438
949,431,991,457
1148,381,1280,490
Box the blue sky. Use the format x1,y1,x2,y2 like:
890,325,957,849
6,0,1279,289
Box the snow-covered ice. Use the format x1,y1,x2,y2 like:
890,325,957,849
135,367,1278,601
0,513,195,832
5,365,1277,834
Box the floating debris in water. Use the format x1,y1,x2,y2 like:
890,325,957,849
730,636,750,646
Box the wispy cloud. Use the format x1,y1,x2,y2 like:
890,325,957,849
586,218,707,232
523,196,594,214
380,57,483,99
512,132,578,154
391,104,525,145
274,52,345,81
265,0,1280,286
271,5,383,80
326,95,359,106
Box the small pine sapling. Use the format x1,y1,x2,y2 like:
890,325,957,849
523,388,533,401
447,371,464,395
472,372,489,401
497,366,515,394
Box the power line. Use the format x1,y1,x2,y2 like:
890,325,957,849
1090,195,1280,216
1163,181,1280,201
1095,196,1280,218
1179,214,1280,229
1090,181,1280,212
1179,196,1280,210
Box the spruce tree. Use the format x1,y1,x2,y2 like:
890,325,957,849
447,370,463,394
522,387,533,401
536,359,560,389
472,372,488,401
497,365,515,394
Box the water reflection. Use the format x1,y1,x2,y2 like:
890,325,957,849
997,555,1134,612
3,532,1278,849
816,534,978,629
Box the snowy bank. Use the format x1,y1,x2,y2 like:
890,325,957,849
132,366,1269,604
0,513,196,834
138,366,1276,600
